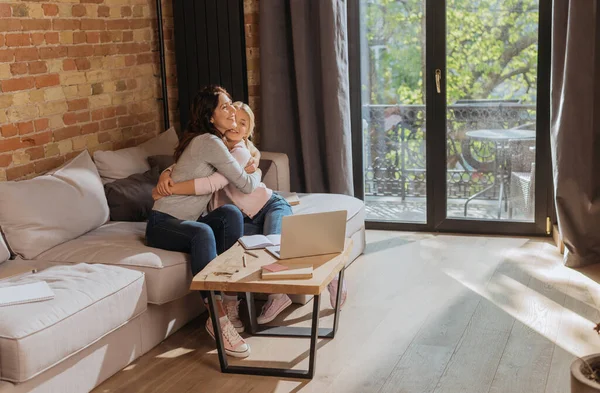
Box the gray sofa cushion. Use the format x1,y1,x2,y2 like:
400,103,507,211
104,166,159,222
0,151,109,260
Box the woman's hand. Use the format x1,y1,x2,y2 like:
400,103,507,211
244,157,257,174
156,170,174,195
152,187,164,201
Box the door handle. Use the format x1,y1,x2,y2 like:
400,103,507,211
435,69,441,94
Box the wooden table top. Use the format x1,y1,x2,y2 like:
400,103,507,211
190,239,353,295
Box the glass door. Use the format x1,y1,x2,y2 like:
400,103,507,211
351,0,550,234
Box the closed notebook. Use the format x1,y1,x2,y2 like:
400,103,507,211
239,234,281,250
261,264,313,280
0,281,55,307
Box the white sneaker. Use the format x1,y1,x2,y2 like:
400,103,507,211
205,315,251,358
257,294,292,324
223,295,244,333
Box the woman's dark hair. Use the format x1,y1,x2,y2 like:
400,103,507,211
173,85,232,162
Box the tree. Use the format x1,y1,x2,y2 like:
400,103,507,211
364,0,539,105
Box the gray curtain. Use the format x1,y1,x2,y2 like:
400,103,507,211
259,0,354,195
551,0,600,267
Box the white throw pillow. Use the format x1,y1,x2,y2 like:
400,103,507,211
0,151,110,259
93,127,178,181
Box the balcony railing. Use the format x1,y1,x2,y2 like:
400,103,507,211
363,103,536,201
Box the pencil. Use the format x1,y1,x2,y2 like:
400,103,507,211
244,250,259,258
242,254,247,268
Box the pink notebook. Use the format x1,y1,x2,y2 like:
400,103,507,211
262,262,289,273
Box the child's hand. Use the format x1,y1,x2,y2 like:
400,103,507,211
244,157,257,174
152,187,164,201
156,171,174,195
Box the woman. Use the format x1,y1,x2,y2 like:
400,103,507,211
146,85,259,359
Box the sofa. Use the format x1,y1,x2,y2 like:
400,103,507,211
0,128,366,393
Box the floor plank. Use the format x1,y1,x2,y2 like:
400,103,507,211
93,231,586,393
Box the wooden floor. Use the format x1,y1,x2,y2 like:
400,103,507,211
94,230,600,393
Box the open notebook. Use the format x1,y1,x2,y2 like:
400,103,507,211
238,234,281,250
0,281,55,307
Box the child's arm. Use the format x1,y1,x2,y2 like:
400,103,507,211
153,145,261,199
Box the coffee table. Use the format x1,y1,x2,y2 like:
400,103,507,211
190,239,353,379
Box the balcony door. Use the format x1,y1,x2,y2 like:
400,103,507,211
349,0,551,235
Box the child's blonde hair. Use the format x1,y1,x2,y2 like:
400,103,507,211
232,101,259,160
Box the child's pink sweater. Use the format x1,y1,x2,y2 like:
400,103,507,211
194,141,272,218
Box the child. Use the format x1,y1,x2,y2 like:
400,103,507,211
155,102,350,330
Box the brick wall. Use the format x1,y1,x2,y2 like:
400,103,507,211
0,0,258,182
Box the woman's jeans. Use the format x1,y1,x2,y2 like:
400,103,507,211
145,204,244,299
244,193,293,236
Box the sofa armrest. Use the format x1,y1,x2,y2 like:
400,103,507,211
259,151,290,192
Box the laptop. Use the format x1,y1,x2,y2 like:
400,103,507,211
265,210,347,259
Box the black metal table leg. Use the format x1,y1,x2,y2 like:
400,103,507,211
209,275,344,379
207,291,228,372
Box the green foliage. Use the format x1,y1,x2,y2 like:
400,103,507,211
364,0,539,105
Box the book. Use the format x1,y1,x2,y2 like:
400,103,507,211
262,262,289,273
238,234,281,250
0,281,55,307
278,191,300,206
261,263,313,280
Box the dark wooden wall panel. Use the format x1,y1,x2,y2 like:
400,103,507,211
173,0,248,132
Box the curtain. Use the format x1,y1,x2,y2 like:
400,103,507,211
551,0,600,267
259,0,354,195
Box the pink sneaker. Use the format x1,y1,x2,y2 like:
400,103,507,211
257,294,292,324
223,295,244,333
205,315,251,358
327,277,347,309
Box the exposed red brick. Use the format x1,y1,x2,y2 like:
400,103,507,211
107,20,129,30
124,55,135,66
97,6,109,17
121,6,132,17
68,99,89,112
136,53,154,64
0,35,4,48
67,45,94,58
35,73,60,88
73,31,86,44
42,4,59,16
76,112,90,123
6,33,31,47
0,50,14,62
34,118,49,132
65,151,82,161
86,32,100,44
0,4,10,17
6,163,35,180
122,31,133,42
100,118,117,130
94,44,117,56
44,32,59,44
0,154,12,168
63,112,78,125
14,48,38,62
82,19,105,30
26,146,44,160
31,33,44,46
103,107,116,118
126,78,137,90
52,19,80,31
1,77,34,92
28,61,47,74
75,58,90,70
80,0,103,3
118,115,135,127
35,156,65,174
98,131,111,143
10,62,28,75
0,20,21,32
99,31,111,43
39,46,67,59
22,131,52,146
53,126,80,141
1,124,18,138
17,121,34,135
72,4,86,17
91,109,103,121
130,19,150,29
81,122,99,135
21,20,51,31
116,106,127,116
62,59,77,71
